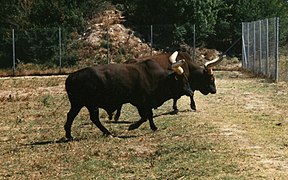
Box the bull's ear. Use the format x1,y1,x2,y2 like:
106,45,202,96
171,59,185,75
167,70,178,78
167,71,180,81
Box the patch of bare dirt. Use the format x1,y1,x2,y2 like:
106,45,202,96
176,71,288,178
80,7,241,68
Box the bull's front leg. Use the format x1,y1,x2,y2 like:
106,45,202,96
87,106,111,136
147,108,157,131
108,105,122,121
171,98,179,114
128,106,148,131
128,107,157,131
114,104,122,121
190,94,196,111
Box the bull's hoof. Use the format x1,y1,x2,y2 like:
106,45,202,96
191,106,196,111
151,126,158,131
65,134,74,140
103,131,112,137
128,123,140,131
170,109,179,115
114,116,119,121
57,137,73,143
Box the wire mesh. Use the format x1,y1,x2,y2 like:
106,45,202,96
242,17,279,81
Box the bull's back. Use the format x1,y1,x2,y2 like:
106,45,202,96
65,64,144,106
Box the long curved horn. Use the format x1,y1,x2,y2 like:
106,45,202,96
169,51,178,63
204,55,226,75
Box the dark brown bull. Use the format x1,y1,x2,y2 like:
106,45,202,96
109,51,224,121
64,55,193,139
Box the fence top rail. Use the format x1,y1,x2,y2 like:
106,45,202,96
242,17,279,24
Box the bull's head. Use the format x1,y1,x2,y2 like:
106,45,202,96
169,51,193,96
193,54,226,95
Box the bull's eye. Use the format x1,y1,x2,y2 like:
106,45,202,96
208,76,215,83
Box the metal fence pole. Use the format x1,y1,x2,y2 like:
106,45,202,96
12,29,15,76
107,28,110,64
265,18,269,76
259,20,262,74
59,27,62,71
150,25,153,55
275,17,279,82
242,22,245,68
247,23,250,69
193,24,196,61
253,21,256,72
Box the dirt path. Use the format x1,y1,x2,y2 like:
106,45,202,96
177,71,288,178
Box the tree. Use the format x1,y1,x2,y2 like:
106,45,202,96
114,0,222,49
208,0,288,53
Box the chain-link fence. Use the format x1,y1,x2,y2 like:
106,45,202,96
242,17,279,81
0,24,196,75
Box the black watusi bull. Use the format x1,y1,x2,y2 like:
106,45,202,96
64,57,193,139
109,51,225,121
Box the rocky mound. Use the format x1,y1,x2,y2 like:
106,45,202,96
78,7,240,69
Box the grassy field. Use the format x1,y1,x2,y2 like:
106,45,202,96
0,71,288,179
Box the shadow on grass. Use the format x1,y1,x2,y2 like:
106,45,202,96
104,120,133,124
26,134,139,146
153,109,192,118
26,137,83,146
114,134,138,139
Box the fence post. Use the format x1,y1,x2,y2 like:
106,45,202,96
150,25,153,55
242,22,245,68
107,27,110,64
253,21,256,73
247,23,250,69
259,20,262,74
265,18,269,76
12,29,16,76
275,17,279,82
59,27,62,71
193,24,196,61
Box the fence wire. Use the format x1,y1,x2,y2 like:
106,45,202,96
242,17,279,81
0,24,195,75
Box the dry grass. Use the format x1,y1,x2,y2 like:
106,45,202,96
0,71,288,179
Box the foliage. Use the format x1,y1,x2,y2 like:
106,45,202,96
0,0,111,68
214,0,288,51
115,0,223,48
114,0,288,51
0,0,288,68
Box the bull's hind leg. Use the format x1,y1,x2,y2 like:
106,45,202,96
65,105,82,140
147,109,157,131
128,107,157,131
87,106,111,136
128,107,147,131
